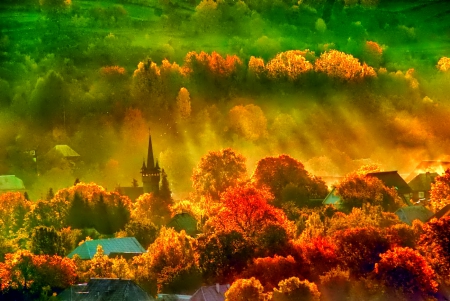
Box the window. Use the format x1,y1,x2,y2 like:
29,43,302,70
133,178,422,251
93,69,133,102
418,191,425,198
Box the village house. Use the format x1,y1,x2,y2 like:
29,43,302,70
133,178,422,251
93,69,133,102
67,237,146,260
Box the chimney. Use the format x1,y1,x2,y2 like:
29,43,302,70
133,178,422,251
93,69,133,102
216,283,220,294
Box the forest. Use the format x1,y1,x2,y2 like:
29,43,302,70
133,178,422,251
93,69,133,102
0,0,450,300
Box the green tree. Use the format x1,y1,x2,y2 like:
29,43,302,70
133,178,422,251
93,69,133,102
30,226,65,256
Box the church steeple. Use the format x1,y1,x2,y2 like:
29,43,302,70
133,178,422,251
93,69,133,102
147,131,155,169
141,129,161,194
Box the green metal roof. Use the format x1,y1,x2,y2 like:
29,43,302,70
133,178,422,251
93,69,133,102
52,145,80,158
67,237,145,260
0,175,25,191
322,187,342,208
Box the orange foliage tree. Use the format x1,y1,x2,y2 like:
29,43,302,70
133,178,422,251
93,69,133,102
0,250,76,298
192,148,248,200
241,255,300,292
133,227,199,294
183,51,242,79
209,184,295,245
225,277,267,301
375,247,438,296
437,57,450,72
418,216,450,283
336,173,403,212
252,155,328,207
272,277,321,301
0,192,32,238
314,50,376,81
428,168,450,212
265,50,314,81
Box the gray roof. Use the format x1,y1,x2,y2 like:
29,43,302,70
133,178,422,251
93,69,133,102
58,278,153,301
395,206,434,225
0,175,25,191
408,172,438,192
190,284,230,301
366,171,412,194
67,237,145,260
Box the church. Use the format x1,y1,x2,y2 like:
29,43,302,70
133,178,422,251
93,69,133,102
116,132,161,200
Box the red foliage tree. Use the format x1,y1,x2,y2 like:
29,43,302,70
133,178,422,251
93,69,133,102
375,247,438,296
299,237,340,281
209,184,295,244
429,168,450,212
334,226,391,278
418,216,450,282
242,255,299,292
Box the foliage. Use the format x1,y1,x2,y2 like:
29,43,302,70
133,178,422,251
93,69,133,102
209,184,295,245
0,192,32,238
429,168,450,212
197,230,253,284
418,216,450,283
57,182,132,234
336,173,403,212
192,148,248,200
437,57,450,72
0,250,76,298
228,104,268,141
118,218,159,249
225,277,267,301
334,226,391,277
318,268,351,301
30,226,65,256
176,87,191,120
314,50,376,81
272,277,320,301
241,255,299,292
252,155,328,207
375,247,438,296
134,227,199,294
299,236,340,281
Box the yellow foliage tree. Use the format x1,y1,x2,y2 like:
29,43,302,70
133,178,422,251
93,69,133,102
228,104,268,141
314,50,376,81
176,87,191,120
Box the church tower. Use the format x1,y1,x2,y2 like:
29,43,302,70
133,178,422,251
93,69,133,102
140,132,161,194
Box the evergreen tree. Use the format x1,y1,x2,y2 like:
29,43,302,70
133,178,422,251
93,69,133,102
30,226,65,256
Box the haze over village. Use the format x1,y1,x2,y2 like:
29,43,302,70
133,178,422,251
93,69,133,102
1,0,450,300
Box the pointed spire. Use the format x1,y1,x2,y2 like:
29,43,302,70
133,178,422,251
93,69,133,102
147,128,155,169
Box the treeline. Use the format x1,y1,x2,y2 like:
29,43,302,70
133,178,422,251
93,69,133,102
1,150,450,300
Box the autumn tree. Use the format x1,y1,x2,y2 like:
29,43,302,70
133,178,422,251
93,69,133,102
135,227,200,294
228,104,268,141
132,192,171,226
0,192,32,238
196,230,253,284
298,237,340,281
334,226,391,277
209,184,295,249
252,155,328,208
242,255,300,292
88,245,113,278
437,57,450,72
418,216,450,283
336,173,403,212
118,219,159,249
428,168,450,212
192,148,248,200
314,50,376,81
176,87,191,120
375,247,438,297
225,277,267,301
272,277,320,301
0,250,76,299
265,50,314,81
